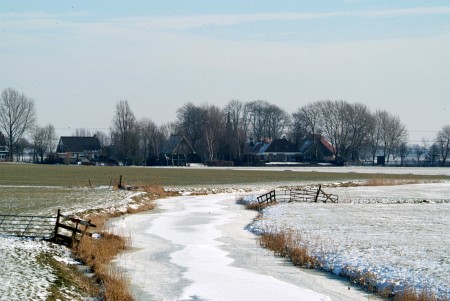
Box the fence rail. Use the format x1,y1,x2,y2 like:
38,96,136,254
256,185,338,208
0,209,96,247
0,214,56,239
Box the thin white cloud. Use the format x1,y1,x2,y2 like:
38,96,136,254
2,6,450,32
111,12,346,31
361,6,450,17
113,6,450,30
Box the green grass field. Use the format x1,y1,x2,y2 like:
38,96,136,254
1,163,448,187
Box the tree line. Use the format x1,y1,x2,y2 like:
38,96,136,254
1,87,449,166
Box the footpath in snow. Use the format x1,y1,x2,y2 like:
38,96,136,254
111,193,375,301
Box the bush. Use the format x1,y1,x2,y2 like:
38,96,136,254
206,160,234,167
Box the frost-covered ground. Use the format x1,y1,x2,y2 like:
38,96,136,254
248,182,450,298
0,186,143,301
0,237,78,300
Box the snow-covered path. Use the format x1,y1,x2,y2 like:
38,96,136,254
111,194,375,301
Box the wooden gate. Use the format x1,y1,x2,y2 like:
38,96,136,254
0,209,96,247
0,214,56,239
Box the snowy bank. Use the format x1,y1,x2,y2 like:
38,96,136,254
249,183,450,298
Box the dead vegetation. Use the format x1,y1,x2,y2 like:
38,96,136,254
257,229,448,301
67,183,174,301
245,200,277,211
393,287,449,301
364,178,428,187
258,230,318,269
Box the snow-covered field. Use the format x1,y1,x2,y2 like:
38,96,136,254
248,182,450,299
1,166,449,300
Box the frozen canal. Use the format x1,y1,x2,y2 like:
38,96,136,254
111,194,375,301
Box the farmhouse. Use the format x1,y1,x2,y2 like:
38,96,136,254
299,134,336,162
250,137,301,164
162,135,199,166
56,136,102,164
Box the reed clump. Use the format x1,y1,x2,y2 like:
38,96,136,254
258,230,318,268
74,225,132,301
393,287,449,301
365,178,426,186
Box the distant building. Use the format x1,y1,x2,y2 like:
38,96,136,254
299,134,335,162
162,135,199,166
56,136,102,164
250,137,301,163
0,131,8,161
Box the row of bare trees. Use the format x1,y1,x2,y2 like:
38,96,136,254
109,99,449,166
291,101,409,164
1,87,449,166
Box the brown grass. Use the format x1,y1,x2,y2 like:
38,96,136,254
245,201,278,211
75,228,133,301
393,287,449,301
256,229,448,301
365,178,426,186
71,184,171,301
258,230,318,268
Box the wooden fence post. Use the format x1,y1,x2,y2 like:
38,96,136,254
52,209,61,243
315,185,321,202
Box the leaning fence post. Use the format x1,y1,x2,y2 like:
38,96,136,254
315,185,321,202
52,209,61,243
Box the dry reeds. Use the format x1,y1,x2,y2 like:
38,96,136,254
365,178,425,186
393,287,449,301
75,230,133,301
258,230,318,268
257,229,449,301
71,184,167,300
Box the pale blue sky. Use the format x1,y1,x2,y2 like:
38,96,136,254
1,1,449,142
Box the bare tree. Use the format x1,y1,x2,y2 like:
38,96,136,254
291,102,322,146
110,100,139,165
202,104,223,161
411,141,426,166
0,88,36,161
318,100,353,160
138,118,165,165
346,102,373,161
378,111,408,163
245,100,269,141
366,110,382,165
224,100,247,162
244,100,288,141
428,143,440,165
32,124,57,163
73,128,92,137
436,125,450,166
159,122,179,139
397,141,410,166
176,103,205,151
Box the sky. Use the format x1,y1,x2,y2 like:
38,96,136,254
1,0,449,143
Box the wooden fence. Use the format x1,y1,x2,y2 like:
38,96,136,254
0,214,56,239
0,209,96,247
257,190,276,210
256,185,338,209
